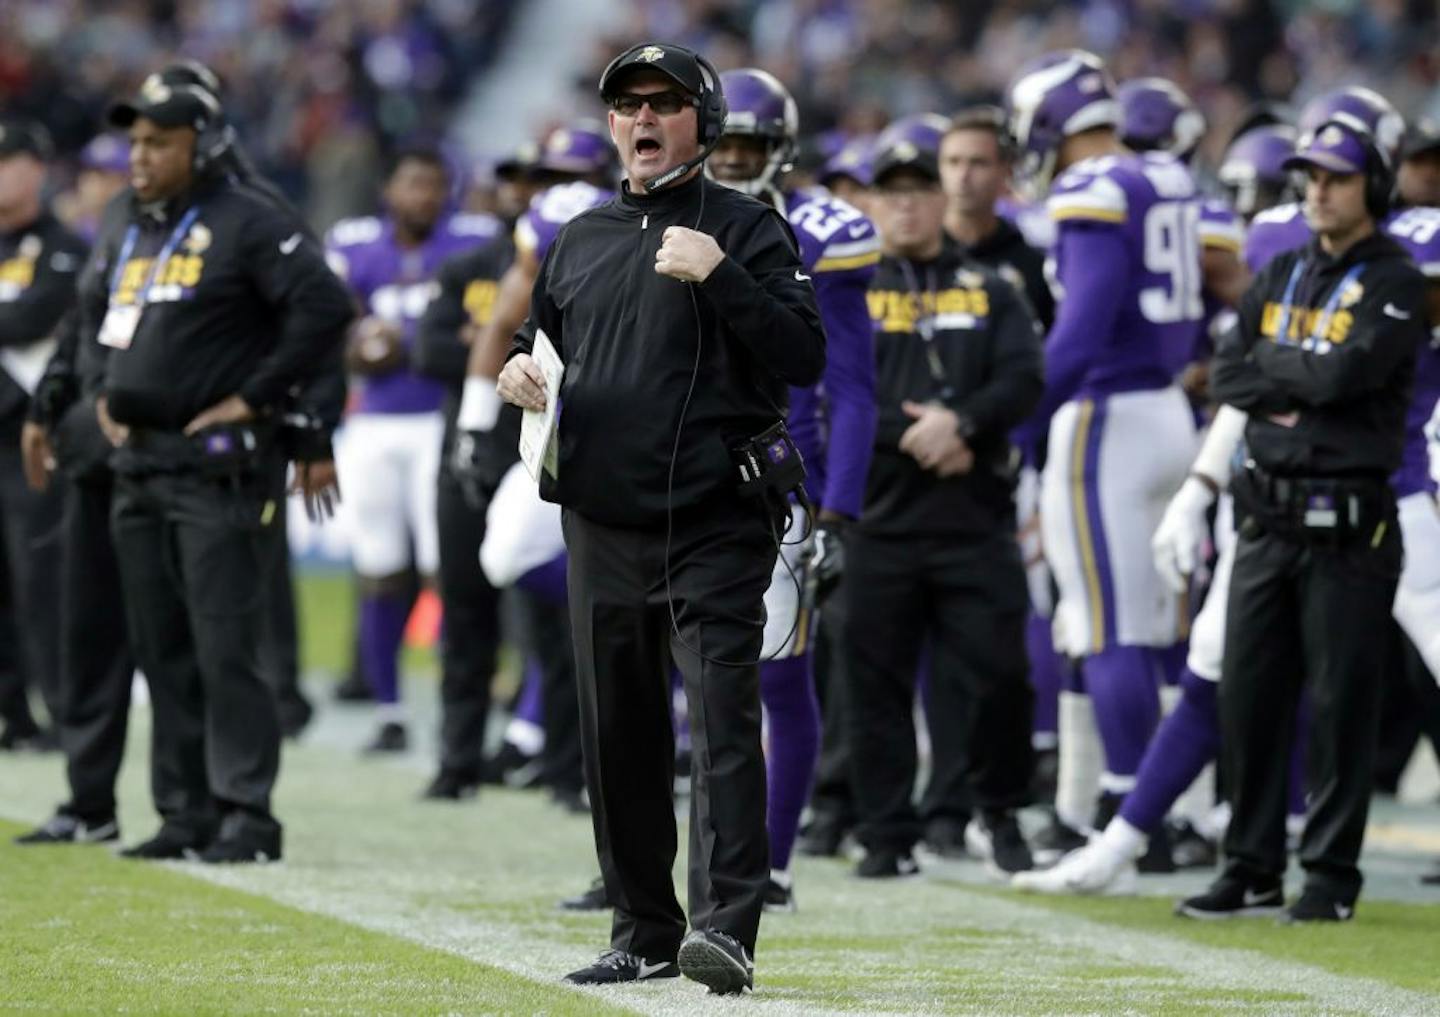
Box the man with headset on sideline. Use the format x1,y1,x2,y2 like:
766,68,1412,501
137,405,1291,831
89,78,351,863
496,42,823,994
1185,118,1425,922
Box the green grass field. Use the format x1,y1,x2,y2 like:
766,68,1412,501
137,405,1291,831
3,570,1439,1016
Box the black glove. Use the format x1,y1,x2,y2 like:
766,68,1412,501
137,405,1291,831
807,519,848,607
450,429,491,511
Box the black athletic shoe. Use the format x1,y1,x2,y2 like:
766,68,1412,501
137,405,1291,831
278,696,314,740
968,810,1033,875
421,769,481,800
563,949,678,985
921,815,971,859
677,929,753,995
119,827,208,861
199,828,282,864
559,876,612,911
1422,858,1440,886
15,810,119,845
481,742,542,787
1280,888,1356,924
362,721,408,754
332,671,373,703
797,813,849,858
1031,811,1088,867
856,847,920,879
1167,818,1218,870
1030,746,1059,804
1136,820,1176,874
762,873,796,913
1176,874,1284,920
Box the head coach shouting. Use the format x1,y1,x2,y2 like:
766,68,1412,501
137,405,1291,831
496,42,824,994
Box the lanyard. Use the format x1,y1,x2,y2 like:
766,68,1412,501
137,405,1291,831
1273,258,1364,349
109,206,202,305
897,258,955,400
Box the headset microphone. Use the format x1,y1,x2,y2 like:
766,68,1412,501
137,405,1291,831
643,134,721,193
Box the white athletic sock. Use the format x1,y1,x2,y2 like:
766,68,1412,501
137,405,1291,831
1056,691,1103,831
1099,816,1146,861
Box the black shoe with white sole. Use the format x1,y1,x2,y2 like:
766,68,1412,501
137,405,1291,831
15,809,119,845
1176,874,1284,920
119,827,210,861
677,929,753,995
856,847,920,879
1280,888,1356,924
563,949,679,985
1031,812,1087,867
762,873,796,913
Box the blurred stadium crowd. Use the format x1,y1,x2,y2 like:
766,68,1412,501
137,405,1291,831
3,1,1438,230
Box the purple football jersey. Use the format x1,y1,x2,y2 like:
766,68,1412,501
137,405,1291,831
327,212,500,414
783,189,881,517
1242,201,1309,274
998,194,1057,253
514,181,614,263
1046,151,1206,394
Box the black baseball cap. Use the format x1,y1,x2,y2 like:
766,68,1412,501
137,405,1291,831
871,140,940,185
1401,121,1440,161
599,43,706,100
108,76,221,131
0,119,53,161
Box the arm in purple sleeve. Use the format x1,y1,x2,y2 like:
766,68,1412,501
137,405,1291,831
1017,225,1129,447
813,271,878,519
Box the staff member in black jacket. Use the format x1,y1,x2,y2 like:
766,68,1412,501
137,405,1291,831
1183,120,1426,922
845,136,1043,880
497,42,823,995
0,120,86,751
92,79,351,864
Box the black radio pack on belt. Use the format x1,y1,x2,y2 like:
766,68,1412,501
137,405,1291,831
1235,464,1390,548
190,422,264,480
730,420,807,503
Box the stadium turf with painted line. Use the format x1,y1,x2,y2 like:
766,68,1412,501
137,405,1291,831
2,572,1438,1015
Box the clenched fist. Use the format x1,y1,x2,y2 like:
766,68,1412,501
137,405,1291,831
655,226,724,283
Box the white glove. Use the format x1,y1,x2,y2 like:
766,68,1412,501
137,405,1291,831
1425,396,1440,489
1151,476,1217,594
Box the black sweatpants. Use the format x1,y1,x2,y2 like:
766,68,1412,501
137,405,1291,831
563,500,776,960
58,472,134,821
0,440,64,734
845,530,1033,853
1220,519,1402,901
434,467,503,778
111,462,285,842
259,505,307,723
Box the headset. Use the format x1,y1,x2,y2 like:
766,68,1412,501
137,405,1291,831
599,43,729,192
1307,117,1395,220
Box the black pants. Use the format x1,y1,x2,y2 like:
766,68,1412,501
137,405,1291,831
918,634,974,828
1220,519,1402,900
111,464,284,841
564,501,775,959
845,530,1033,852
58,473,134,821
807,591,856,829
0,440,64,734
435,468,503,777
510,586,583,793
259,506,306,721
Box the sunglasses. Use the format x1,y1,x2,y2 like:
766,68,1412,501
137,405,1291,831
608,91,696,117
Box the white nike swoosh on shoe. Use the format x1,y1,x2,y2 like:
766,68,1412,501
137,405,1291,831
1242,889,1277,907
77,820,118,842
636,960,672,978
794,269,811,282
1383,302,1411,320
1335,904,1353,920
279,233,302,255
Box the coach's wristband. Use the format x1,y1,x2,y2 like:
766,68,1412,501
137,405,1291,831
457,376,501,431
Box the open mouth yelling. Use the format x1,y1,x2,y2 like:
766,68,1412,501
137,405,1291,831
634,136,663,166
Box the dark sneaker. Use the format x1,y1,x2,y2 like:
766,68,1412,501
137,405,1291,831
199,830,282,864
119,827,208,861
1422,858,1440,886
362,721,408,754
559,876,612,911
1031,811,1088,867
1030,746,1059,804
921,816,971,859
856,848,920,879
1167,818,1218,870
550,786,589,815
677,929,753,995
1135,820,1175,874
1176,875,1285,920
15,810,119,845
481,742,541,787
563,949,678,985
421,769,481,801
332,671,373,703
797,813,849,858
762,872,796,913
0,725,59,752
966,811,1033,875
1281,888,1356,924
278,696,314,740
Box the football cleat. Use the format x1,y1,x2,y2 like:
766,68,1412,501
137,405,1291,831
1012,839,1138,896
